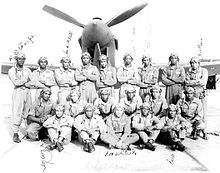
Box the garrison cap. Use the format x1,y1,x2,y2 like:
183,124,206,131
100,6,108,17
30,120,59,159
61,55,71,63
55,104,64,111
168,104,178,111
184,87,195,94
100,88,110,95
126,85,136,93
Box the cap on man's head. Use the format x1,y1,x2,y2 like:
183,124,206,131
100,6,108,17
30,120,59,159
123,53,133,60
81,52,91,59
168,104,178,111
141,102,151,110
55,104,64,111
100,88,110,95
61,55,71,63
142,54,152,61
14,50,26,60
150,84,161,92
169,52,179,61
99,54,108,61
190,56,200,64
184,87,195,94
41,88,51,95
38,56,48,64
126,85,136,93
114,103,125,111
84,103,95,111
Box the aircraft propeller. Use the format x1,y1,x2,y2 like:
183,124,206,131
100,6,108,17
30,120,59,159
43,5,85,28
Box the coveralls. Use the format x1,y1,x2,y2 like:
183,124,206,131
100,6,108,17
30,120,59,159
100,113,139,147
54,67,77,105
8,65,32,133
75,64,99,103
161,65,185,104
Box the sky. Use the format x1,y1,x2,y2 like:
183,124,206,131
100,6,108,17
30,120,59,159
1,0,220,67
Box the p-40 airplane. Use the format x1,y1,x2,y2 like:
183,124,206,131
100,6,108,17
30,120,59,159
42,2,148,67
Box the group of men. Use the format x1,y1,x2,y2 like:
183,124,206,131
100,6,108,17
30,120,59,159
8,51,208,153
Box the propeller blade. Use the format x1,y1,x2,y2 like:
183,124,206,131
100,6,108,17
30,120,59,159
106,2,148,27
43,5,85,28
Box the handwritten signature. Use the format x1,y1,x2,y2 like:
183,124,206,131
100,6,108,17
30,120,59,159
40,143,54,172
63,31,73,55
105,149,137,157
18,35,35,51
167,153,175,165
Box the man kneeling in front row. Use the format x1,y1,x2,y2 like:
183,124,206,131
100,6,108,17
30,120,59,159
132,103,163,151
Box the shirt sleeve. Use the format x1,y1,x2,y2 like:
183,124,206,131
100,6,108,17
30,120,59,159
161,67,176,86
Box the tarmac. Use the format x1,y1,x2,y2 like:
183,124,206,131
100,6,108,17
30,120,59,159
0,74,220,172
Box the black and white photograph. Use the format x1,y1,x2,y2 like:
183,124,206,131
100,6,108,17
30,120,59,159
0,0,220,172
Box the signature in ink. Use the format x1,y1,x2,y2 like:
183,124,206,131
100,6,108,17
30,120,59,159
18,35,35,50
40,143,54,172
105,149,137,157
167,153,175,165
63,31,73,55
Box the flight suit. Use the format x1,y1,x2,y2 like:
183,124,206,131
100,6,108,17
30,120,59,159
100,113,139,147
75,64,99,103
177,97,205,132
8,65,33,133
54,67,77,105
120,96,142,117
138,66,159,100
117,65,140,100
96,65,117,97
94,96,116,121
160,114,188,143
43,114,73,145
185,67,208,125
132,111,163,143
144,95,168,118
161,65,185,104
74,114,107,144
32,68,56,101
26,98,56,140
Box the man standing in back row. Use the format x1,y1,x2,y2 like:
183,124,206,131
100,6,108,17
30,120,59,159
161,53,185,104
8,52,33,143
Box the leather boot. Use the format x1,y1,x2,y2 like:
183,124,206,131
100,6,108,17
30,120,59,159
56,142,64,152
202,130,208,140
83,142,89,152
191,129,198,140
88,142,95,153
13,133,21,143
175,141,186,151
145,141,156,151
47,142,57,151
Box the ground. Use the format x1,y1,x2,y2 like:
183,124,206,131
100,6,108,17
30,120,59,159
0,75,220,173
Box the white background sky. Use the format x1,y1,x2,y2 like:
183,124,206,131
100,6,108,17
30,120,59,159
0,0,220,67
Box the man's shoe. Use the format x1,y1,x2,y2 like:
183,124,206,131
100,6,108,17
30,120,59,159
191,129,199,140
83,143,89,152
176,141,186,152
202,130,208,140
88,142,95,153
13,133,21,143
171,143,176,151
145,142,156,151
56,142,64,152
139,144,145,150
47,142,57,151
